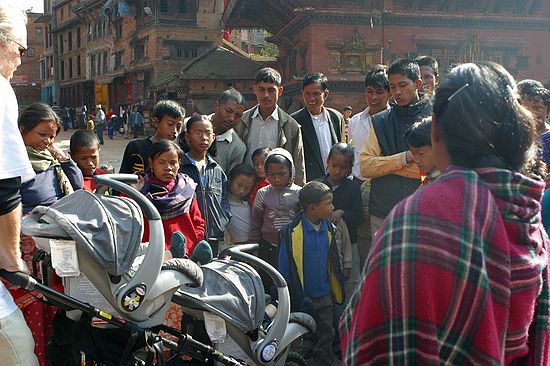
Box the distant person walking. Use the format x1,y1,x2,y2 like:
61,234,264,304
129,105,144,139
94,105,106,145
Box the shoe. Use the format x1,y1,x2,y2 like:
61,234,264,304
190,240,213,265
169,231,187,258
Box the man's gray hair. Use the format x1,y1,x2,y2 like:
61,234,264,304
0,4,27,45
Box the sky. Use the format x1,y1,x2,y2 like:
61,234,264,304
12,0,44,13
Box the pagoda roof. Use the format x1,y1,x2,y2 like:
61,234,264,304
151,40,263,88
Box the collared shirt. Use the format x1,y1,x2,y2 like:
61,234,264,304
245,107,279,164
348,107,374,181
310,110,332,172
216,128,233,143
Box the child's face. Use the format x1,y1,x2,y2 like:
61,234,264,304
327,152,351,184
410,145,436,174
266,162,290,190
252,154,267,178
150,150,180,183
185,120,214,155
154,115,184,141
72,145,100,177
230,174,255,201
311,193,334,220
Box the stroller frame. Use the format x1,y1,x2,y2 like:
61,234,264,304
1,174,314,365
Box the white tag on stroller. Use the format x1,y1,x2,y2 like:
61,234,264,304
49,239,80,277
203,312,227,343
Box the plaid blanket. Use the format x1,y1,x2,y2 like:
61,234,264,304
340,166,550,365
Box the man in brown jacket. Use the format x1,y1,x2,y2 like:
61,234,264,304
235,67,306,185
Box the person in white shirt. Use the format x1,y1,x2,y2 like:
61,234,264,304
209,88,247,174
291,72,343,181
347,66,391,268
0,4,40,365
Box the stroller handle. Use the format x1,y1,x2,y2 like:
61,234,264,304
0,269,37,291
219,244,287,288
93,174,161,220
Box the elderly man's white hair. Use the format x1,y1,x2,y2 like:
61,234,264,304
0,2,27,44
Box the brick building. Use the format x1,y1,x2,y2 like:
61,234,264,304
12,12,44,110
37,0,264,118
224,0,550,113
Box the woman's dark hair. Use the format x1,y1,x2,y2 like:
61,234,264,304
433,62,536,171
404,117,432,148
228,163,257,182
18,102,61,134
149,139,183,162
265,153,291,171
328,142,355,169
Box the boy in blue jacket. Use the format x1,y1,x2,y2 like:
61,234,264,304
278,181,345,366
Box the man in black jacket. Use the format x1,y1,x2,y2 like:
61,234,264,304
360,59,432,237
292,72,343,181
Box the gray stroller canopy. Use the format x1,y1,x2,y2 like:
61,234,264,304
23,190,144,276
174,259,265,332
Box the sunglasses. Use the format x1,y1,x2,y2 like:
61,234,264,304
10,39,26,57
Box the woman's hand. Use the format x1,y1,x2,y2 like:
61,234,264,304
48,143,69,162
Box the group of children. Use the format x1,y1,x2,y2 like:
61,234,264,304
41,95,441,366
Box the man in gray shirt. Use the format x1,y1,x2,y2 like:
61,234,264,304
235,67,305,185
210,88,247,174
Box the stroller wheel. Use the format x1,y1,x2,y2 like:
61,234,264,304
285,351,307,366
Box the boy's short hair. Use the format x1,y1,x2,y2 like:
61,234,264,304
404,117,433,148
299,181,331,208
255,67,282,86
70,130,100,154
364,65,389,91
328,142,355,168
415,55,439,77
302,72,329,91
343,105,352,112
153,100,185,121
218,88,246,107
388,58,421,82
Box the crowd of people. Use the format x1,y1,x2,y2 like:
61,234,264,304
1,3,550,366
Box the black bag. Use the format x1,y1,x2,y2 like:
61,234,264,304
47,311,146,366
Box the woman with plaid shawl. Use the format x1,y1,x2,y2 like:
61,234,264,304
340,62,550,365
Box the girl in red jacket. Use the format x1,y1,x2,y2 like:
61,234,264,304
140,139,205,256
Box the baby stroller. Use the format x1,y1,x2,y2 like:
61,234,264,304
0,174,314,365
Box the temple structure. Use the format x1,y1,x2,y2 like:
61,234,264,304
223,0,550,112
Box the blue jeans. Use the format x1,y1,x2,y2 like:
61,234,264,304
95,122,105,145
